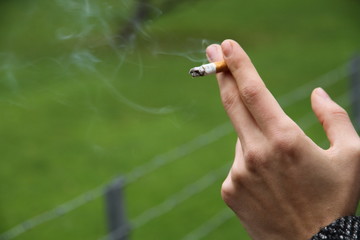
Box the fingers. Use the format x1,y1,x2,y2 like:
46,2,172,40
221,40,289,134
311,88,359,148
206,44,261,146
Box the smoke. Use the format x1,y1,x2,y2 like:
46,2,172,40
0,0,211,115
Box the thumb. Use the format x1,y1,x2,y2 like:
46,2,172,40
311,87,358,147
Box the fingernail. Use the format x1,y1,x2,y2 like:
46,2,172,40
316,87,330,100
206,45,217,62
221,40,233,58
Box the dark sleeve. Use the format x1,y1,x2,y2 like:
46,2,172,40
311,216,360,240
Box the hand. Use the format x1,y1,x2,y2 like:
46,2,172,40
206,40,360,240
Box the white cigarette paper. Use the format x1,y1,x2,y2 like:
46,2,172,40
189,61,228,77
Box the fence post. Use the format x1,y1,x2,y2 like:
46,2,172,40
105,177,130,240
350,54,360,128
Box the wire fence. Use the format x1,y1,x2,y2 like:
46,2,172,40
0,60,356,240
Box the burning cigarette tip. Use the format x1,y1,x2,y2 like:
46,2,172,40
189,66,206,77
189,61,228,77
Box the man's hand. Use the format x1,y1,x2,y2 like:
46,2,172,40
206,39,360,240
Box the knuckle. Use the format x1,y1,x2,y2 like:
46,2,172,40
221,179,236,204
229,166,245,183
221,90,240,112
322,107,351,136
240,84,262,106
331,107,350,122
244,147,266,170
271,128,300,154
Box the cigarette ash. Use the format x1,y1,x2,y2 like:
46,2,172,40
189,66,205,77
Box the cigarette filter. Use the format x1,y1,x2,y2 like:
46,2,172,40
189,61,228,77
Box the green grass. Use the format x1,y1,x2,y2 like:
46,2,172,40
0,0,359,239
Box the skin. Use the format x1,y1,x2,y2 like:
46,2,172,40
206,39,360,240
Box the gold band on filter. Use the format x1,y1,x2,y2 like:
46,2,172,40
215,61,228,73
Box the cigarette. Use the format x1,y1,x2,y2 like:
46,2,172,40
189,61,228,77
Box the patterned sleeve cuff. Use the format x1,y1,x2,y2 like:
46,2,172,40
311,216,360,240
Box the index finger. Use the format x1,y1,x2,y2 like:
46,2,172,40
206,44,262,148
221,40,289,133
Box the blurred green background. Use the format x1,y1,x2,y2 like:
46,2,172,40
0,0,359,239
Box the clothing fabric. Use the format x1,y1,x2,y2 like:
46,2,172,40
311,216,360,240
